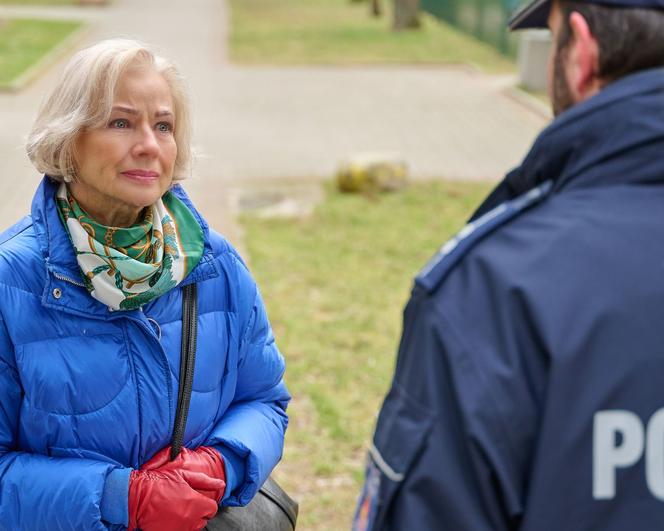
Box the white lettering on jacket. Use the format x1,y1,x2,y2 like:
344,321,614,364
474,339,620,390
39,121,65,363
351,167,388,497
593,409,664,500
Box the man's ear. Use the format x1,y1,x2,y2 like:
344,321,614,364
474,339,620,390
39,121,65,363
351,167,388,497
565,11,601,102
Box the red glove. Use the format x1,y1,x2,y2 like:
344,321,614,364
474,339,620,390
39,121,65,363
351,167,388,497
142,446,227,503
127,468,225,531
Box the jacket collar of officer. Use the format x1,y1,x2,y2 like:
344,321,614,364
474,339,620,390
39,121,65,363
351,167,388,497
471,67,664,220
30,176,219,317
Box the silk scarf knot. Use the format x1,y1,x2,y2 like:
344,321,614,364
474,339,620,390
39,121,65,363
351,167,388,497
56,184,204,311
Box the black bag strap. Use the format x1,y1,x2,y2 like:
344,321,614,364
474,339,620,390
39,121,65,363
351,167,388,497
170,283,198,461
172,283,298,530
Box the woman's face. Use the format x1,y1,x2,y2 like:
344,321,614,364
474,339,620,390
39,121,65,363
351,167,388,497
71,64,178,227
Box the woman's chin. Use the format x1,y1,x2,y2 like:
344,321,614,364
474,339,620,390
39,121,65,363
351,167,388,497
118,175,171,204
119,186,168,208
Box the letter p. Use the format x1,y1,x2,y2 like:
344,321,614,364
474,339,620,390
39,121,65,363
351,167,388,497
593,410,644,500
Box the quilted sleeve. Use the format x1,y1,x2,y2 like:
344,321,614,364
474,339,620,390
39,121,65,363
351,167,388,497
0,315,124,530
205,254,290,507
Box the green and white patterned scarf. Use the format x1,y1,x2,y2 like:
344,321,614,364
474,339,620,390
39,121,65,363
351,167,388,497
56,184,204,311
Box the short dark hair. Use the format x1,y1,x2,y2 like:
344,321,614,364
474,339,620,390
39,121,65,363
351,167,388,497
557,2,664,83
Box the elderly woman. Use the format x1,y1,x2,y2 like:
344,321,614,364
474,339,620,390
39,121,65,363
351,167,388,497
0,39,289,530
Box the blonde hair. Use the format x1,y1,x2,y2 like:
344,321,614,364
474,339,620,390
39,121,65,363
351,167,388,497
27,38,192,182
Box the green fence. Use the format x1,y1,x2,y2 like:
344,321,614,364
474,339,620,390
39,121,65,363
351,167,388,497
421,0,522,57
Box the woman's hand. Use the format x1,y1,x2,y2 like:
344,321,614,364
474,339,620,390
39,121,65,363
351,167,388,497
141,446,227,502
128,468,225,531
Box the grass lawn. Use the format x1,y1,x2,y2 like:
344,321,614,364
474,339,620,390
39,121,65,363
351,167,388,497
0,18,81,89
520,84,551,106
229,0,515,72
242,179,493,530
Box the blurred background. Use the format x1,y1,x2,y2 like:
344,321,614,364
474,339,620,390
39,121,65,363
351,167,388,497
0,0,551,528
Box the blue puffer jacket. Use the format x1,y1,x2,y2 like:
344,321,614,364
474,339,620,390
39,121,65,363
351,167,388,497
0,177,290,530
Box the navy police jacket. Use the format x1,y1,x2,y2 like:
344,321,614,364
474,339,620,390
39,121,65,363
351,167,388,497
355,67,664,531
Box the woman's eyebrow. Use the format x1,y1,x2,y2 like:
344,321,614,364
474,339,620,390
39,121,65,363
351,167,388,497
111,106,173,118
112,105,138,115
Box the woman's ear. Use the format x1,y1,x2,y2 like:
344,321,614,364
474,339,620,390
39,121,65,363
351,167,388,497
565,11,602,102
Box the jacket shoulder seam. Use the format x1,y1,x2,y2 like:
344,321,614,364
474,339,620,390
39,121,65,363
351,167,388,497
0,217,34,248
416,181,553,294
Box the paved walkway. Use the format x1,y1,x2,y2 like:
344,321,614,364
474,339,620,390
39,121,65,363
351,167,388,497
0,0,548,248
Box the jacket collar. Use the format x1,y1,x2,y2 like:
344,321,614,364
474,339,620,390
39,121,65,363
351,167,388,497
471,67,664,220
31,177,219,317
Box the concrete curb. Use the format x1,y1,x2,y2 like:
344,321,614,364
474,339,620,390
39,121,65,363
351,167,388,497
503,85,552,121
0,21,91,93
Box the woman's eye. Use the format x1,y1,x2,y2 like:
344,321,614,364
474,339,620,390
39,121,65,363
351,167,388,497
157,122,173,133
110,119,129,129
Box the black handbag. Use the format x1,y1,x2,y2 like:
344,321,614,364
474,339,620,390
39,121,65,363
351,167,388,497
205,477,298,531
173,284,298,531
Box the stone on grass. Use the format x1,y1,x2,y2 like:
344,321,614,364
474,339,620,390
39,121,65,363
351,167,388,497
336,153,409,194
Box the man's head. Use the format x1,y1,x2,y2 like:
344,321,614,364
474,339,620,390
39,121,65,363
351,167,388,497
510,0,664,115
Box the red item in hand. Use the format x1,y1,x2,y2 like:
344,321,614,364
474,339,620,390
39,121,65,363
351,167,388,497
127,468,225,531
142,446,227,502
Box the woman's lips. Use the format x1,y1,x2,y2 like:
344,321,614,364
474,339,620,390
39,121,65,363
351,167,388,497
121,170,159,181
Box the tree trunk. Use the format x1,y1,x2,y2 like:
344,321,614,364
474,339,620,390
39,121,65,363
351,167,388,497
393,0,421,29
351,0,382,17
371,0,382,17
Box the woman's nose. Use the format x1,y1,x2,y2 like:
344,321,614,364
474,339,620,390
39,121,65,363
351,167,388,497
132,125,160,158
